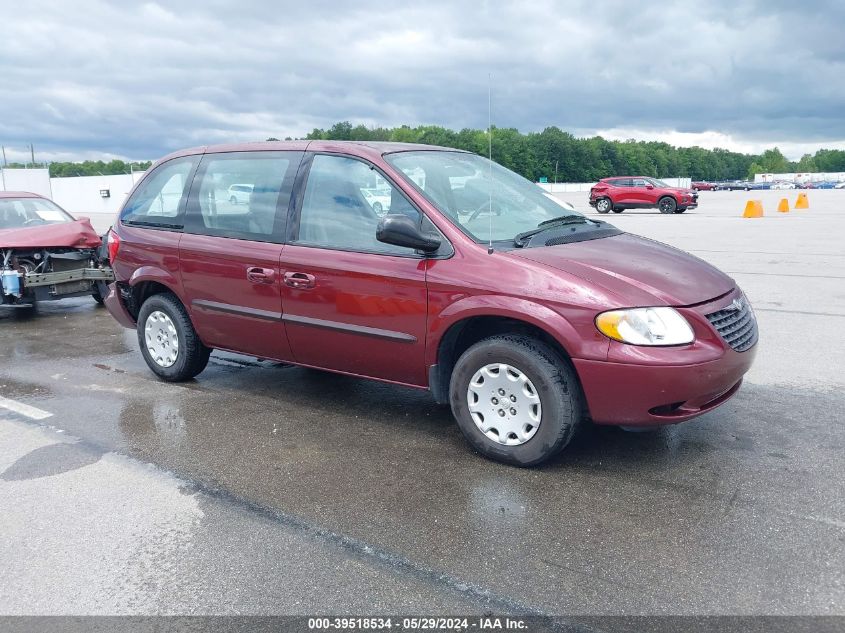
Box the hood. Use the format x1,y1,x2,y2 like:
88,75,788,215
510,233,734,306
0,218,102,249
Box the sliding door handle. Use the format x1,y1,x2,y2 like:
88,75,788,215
283,272,316,289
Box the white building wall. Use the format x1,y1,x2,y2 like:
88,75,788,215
0,168,52,197
754,172,845,183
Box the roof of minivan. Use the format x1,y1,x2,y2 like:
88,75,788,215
155,140,469,165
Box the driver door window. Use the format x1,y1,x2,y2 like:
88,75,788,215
296,155,421,255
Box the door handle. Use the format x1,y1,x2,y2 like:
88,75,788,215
246,266,275,284
283,271,316,289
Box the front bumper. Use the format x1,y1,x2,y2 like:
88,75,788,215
574,288,757,426
574,348,754,426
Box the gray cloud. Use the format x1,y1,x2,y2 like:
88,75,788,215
1,0,843,162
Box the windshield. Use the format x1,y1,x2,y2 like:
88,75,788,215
385,151,584,242
0,197,74,229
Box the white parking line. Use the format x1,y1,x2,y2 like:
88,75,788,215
0,396,53,420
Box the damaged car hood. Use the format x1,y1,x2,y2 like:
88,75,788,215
0,219,102,249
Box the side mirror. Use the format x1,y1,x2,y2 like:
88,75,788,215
645,185,654,190
376,214,441,253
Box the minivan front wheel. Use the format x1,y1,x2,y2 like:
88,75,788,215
137,293,211,381
449,335,583,466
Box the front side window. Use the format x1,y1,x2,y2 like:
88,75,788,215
0,197,73,228
385,151,585,244
121,157,196,228
296,154,421,255
186,153,298,241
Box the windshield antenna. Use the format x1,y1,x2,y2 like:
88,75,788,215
487,73,494,255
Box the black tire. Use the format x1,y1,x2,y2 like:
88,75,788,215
91,281,108,305
674,208,686,214
136,293,211,381
595,197,612,214
372,201,383,214
658,196,677,214
229,195,237,204
612,208,624,213
449,335,583,467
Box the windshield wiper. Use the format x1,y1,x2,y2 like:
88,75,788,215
513,215,593,247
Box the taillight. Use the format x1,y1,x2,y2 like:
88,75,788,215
107,230,120,262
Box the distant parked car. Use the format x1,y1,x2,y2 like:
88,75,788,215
227,183,254,204
815,181,837,189
771,181,797,190
692,181,716,191
716,180,753,191
361,188,392,214
748,182,771,190
835,182,845,189
589,177,698,214
799,182,816,189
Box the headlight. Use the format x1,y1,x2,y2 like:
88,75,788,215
595,307,694,346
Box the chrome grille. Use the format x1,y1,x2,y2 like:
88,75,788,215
706,299,758,352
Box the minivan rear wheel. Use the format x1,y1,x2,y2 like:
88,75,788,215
137,293,211,381
449,335,583,466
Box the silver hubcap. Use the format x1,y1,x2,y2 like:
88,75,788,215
598,199,610,211
467,363,542,446
144,311,179,368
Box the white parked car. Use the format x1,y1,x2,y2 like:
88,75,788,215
227,183,254,204
771,181,797,190
361,188,392,214
835,182,845,189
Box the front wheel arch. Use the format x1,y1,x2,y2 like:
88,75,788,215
430,314,581,405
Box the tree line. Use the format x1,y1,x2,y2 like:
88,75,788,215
2,159,152,178
302,122,845,182
6,126,845,182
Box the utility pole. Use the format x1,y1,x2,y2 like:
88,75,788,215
30,143,35,167
1,145,6,167
554,160,559,187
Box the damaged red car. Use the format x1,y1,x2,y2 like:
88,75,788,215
0,192,114,308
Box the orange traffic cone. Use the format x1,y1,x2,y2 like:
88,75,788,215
743,200,764,218
777,198,789,213
795,193,809,209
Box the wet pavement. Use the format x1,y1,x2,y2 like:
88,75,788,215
1,190,844,616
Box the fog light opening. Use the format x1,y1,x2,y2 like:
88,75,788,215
649,401,686,416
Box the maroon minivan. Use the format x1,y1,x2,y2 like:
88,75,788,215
104,141,757,466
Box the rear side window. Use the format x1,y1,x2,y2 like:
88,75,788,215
185,152,301,242
121,157,196,228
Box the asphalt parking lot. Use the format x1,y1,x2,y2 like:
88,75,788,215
1,189,843,618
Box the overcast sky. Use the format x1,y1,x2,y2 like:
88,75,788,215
2,0,844,163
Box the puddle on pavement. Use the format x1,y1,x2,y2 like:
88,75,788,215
1,441,103,480
0,377,53,400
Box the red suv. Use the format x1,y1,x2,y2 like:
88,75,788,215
589,177,698,214
104,141,756,466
